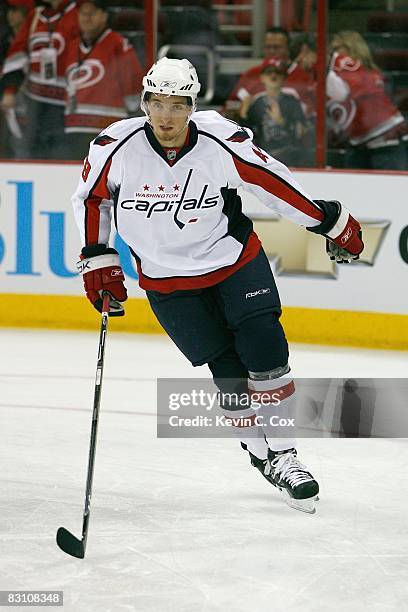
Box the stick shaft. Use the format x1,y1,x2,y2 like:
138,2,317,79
81,292,110,544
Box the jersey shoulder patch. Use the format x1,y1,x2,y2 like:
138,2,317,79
87,117,145,167
193,110,254,145
226,128,251,143
94,134,118,146
93,116,145,145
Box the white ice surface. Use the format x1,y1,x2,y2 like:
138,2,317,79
0,328,407,612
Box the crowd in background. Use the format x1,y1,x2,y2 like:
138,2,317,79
0,0,142,160
0,0,407,169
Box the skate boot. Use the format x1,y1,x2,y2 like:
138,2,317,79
242,443,319,513
241,442,276,487
241,442,276,486
265,448,319,514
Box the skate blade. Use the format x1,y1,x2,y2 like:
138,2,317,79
282,490,318,514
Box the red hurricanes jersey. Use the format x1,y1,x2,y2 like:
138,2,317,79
228,63,263,103
285,62,316,118
63,29,143,134
328,52,405,145
226,61,316,118
2,0,79,105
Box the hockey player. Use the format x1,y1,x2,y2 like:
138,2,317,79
72,58,364,514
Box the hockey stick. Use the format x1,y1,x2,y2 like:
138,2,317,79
56,292,111,558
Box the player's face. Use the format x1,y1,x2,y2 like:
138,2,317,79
79,3,108,40
148,95,191,146
264,33,289,60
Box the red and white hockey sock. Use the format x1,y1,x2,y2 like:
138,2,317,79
248,372,297,453
218,404,269,459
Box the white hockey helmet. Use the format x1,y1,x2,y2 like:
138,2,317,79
141,57,201,114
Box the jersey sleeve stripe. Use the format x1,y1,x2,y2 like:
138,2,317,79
84,158,112,244
83,125,144,245
232,157,324,222
197,129,324,223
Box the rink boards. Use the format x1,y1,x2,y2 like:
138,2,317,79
0,161,407,349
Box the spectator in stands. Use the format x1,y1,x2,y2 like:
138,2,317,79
0,0,34,157
239,58,307,167
62,0,143,160
264,27,290,61
225,27,289,117
0,0,34,69
0,0,79,160
224,28,316,123
327,30,408,170
288,33,316,118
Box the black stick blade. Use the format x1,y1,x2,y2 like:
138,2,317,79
56,527,85,559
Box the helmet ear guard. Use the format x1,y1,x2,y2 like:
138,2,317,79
140,57,201,114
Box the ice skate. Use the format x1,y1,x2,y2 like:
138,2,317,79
241,442,273,485
244,444,319,514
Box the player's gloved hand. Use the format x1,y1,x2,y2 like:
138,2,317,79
307,200,364,264
326,237,360,263
77,244,127,316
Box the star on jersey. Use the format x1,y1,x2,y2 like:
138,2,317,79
139,184,178,195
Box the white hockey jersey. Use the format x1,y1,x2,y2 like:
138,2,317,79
72,111,324,293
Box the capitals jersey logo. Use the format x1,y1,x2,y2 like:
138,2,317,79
120,169,220,229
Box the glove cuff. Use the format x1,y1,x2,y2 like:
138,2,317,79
325,206,350,240
77,253,121,275
81,243,119,258
307,200,349,238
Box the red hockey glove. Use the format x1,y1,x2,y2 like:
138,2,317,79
77,244,128,316
307,200,364,263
